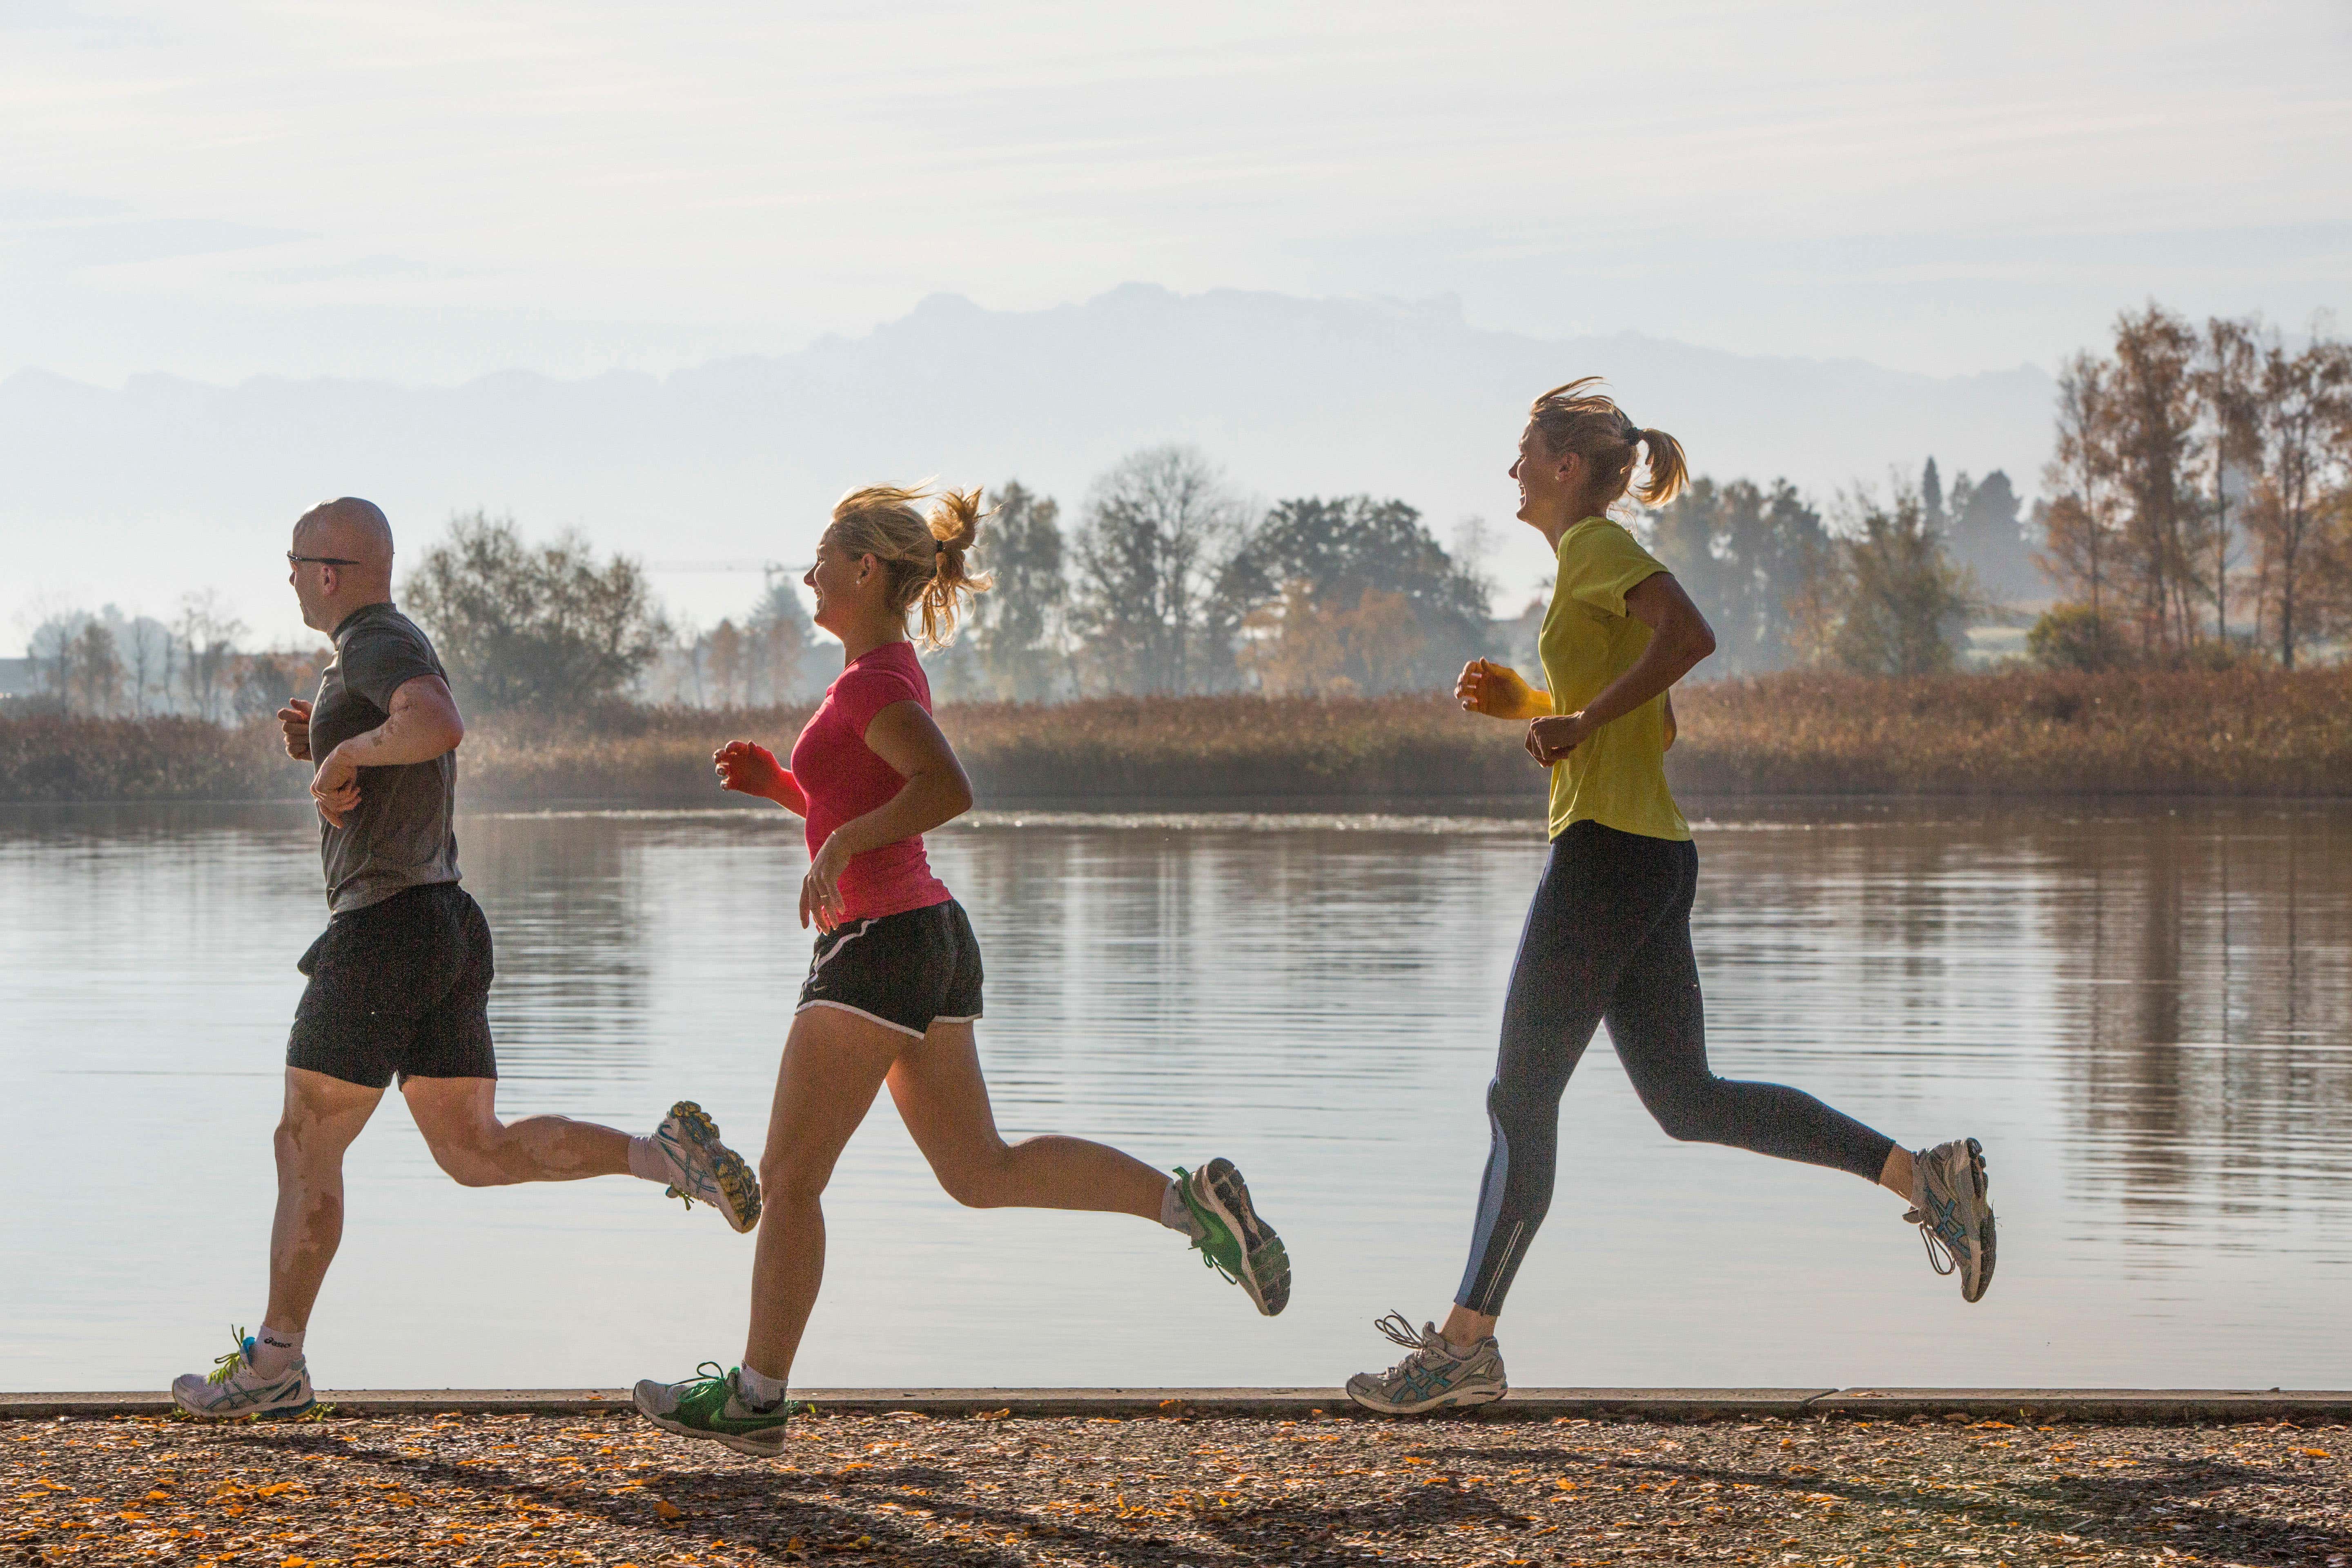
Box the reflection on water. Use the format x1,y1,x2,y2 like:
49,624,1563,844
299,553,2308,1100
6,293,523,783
1,798,2346,1391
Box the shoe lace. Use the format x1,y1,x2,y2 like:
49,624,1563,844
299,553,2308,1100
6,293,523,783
666,1185,698,1213
1189,1235,1237,1284
1906,1208,1959,1276
1368,1311,1447,1380
205,1326,250,1385
1173,1167,1239,1284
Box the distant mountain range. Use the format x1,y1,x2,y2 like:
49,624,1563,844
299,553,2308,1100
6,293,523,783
0,284,2054,648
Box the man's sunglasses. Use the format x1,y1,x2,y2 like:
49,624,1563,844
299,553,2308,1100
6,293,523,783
287,552,362,567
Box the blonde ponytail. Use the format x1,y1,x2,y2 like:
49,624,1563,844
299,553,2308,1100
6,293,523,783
1628,426,1689,506
920,486,990,647
825,482,995,649
1528,377,1690,511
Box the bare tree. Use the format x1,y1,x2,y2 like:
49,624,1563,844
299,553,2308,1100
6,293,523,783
67,622,123,716
2107,305,2202,653
120,615,174,715
2196,316,2265,644
175,590,247,723
2245,323,2352,667
1069,447,1247,694
2040,352,2122,624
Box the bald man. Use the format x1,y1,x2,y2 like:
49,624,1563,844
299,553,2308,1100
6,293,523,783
172,499,763,1419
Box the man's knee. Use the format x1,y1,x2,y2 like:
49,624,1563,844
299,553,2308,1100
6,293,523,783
423,1131,509,1188
274,1113,348,1174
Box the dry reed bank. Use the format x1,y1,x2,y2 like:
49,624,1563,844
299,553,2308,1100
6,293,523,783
3,668,2348,805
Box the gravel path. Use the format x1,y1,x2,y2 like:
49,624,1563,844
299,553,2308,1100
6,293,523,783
5,1408,2347,1566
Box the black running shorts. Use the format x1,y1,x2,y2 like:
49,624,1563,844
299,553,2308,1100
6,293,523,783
796,898,983,1039
286,881,497,1089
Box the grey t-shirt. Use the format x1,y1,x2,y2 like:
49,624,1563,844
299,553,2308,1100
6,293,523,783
310,602,461,913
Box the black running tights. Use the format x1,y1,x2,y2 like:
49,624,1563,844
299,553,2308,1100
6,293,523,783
1454,821,1896,1315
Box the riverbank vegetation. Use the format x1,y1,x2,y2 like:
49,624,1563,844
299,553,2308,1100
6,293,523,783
8,299,2344,806
7,666,2347,804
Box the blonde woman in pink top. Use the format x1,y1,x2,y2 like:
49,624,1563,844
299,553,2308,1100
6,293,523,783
631,484,1290,1456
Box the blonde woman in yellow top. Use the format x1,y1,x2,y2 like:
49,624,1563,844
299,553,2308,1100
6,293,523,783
1345,380,1997,1415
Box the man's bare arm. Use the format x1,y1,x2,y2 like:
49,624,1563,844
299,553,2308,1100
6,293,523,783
310,675,465,827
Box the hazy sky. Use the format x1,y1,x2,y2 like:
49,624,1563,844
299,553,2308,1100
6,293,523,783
4,0,2346,391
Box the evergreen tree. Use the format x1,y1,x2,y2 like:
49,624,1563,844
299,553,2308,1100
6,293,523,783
1214,494,1489,691
1645,477,1828,673
1824,489,1976,676
971,480,1068,701
1943,470,2036,603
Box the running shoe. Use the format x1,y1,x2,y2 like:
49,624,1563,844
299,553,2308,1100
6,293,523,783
1174,1158,1290,1316
651,1100,762,1234
169,1327,316,1420
633,1363,793,1458
1344,1312,1508,1415
1908,1137,1997,1303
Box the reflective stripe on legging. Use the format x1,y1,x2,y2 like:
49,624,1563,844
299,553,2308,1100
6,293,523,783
1454,820,1897,1315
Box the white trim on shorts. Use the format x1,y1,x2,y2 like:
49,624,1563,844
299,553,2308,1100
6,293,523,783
793,998,927,1040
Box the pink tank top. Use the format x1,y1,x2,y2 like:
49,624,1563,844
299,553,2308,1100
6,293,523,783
790,640,953,921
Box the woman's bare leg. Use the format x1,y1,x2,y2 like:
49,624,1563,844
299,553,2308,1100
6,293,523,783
742,1007,902,1383
886,1021,1167,1221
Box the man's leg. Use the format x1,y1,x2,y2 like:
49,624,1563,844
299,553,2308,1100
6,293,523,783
174,1066,381,1417
263,1067,385,1334
401,1076,631,1185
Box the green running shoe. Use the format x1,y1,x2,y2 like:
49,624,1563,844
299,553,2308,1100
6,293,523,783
1174,1158,1290,1316
633,1363,793,1457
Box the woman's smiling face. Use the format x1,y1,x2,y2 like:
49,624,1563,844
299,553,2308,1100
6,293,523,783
1509,422,1576,526
804,535,869,633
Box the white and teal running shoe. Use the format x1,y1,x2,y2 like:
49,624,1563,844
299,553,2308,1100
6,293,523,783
1909,1137,1997,1303
633,1363,794,1458
1345,1312,1508,1415
652,1100,762,1234
1174,1158,1290,1316
170,1327,316,1420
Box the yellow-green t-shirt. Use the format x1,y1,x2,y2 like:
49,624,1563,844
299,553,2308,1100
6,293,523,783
1537,517,1690,842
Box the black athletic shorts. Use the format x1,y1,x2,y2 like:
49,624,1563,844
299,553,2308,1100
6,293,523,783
286,880,497,1089
796,898,983,1039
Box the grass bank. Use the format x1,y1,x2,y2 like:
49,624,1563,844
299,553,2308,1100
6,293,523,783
4,668,2348,804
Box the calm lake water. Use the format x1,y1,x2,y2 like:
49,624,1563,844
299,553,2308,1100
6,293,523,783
3,798,2348,1392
